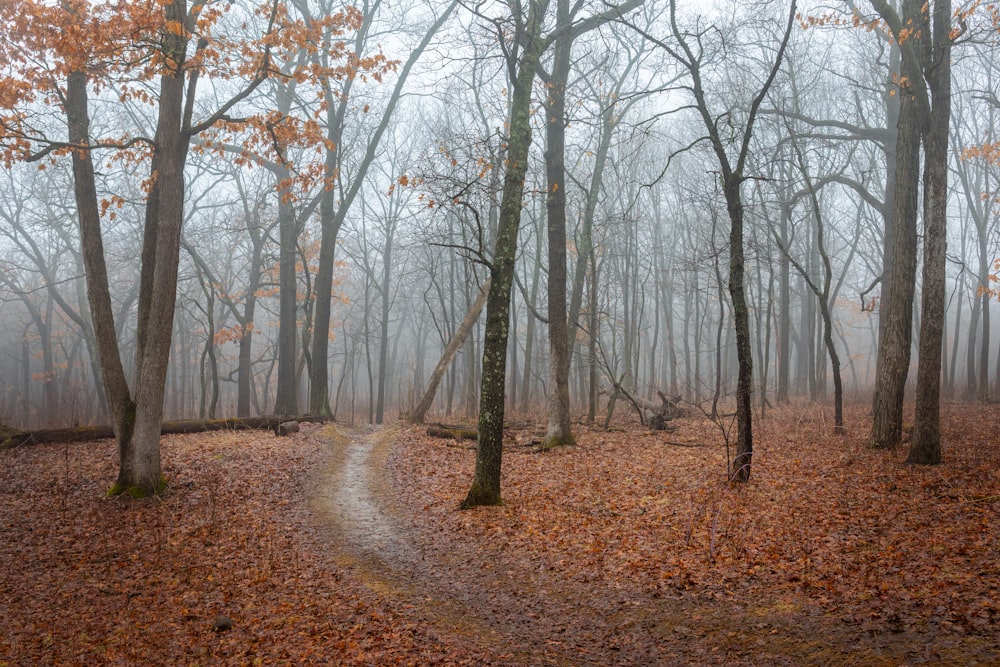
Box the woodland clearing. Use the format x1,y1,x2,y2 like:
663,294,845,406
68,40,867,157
1,401,998,665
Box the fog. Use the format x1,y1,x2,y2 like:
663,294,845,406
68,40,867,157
1,0,997,431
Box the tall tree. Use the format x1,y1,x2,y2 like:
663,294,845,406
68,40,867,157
461,0,550,508
308,0,458,416
866,0,953,462
908,0,952,464
642,0,797,482
537,0,645,448
543,13,653,447
539,0,577,449
0,0,365,495
461,0,645,508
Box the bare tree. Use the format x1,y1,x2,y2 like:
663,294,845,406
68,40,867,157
639,0,797,482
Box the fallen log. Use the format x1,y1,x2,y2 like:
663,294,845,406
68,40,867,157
0,415,326,449
410,279,491,424
426,424,479,441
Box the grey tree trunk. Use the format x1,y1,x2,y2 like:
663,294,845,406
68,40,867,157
541,0,576,449
236,229,263,418
868,0,934,450
461,0,644,506
272,76,299,417
462,0,549,509
309,3,457,416
587,250,600,423
375,224,394,424
520,218,542,412
870,95,920,448
663,0,796,482
273,180,298,416
776,170,792,403
66,70,141,490
910,0,951,465
410,280,490,424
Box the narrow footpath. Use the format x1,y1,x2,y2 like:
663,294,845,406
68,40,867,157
310,424,778,666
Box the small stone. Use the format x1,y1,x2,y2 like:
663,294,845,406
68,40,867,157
277,420,300,436
212,615,233,632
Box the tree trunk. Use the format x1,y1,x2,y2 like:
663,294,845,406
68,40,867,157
125,33,191,496
273,165,299,416
966,281,981,398
910,0,951,465
65,69,139,491
541,0,575,450
587,251,600,423
776,171,791,403
236,257,260,417
309,3,457,417
308,178,341,417
870,29,922,448
723,177,754,483
462,1,548,509
666,0,796,482
375,224,393,424
711,227,726,420
869,0,935,450
520,217,542,411
411,279,491,424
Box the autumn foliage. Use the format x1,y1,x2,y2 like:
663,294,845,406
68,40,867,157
0,0,389,175
2,405,998,664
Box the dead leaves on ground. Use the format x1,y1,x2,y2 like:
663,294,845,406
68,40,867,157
1,402,999,664
391,402,1000,654
0,427,487,666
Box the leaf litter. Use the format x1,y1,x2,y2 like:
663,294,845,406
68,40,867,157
0,400,998,665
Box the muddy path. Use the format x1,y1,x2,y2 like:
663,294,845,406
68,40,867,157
309,425,984,666
309,426,503,650
309,425,809,665
311,425,701,664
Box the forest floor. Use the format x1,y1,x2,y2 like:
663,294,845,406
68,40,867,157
1,402,999,665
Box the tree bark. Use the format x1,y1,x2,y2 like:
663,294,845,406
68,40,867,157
663,0,796,482
462,0,549,509
541,0,576,450
65,69,141,491
868,0,932,450
910,0,951,465
776,168,792,403
236,235,262,417
722,177,755,482
519,218,542,412
870,94,920,449
125,18,190,496
272,85,299,417
375,222,394,424
461,0,646,505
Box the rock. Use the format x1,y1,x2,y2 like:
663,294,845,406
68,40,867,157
277,420,300,436
212,615,233,632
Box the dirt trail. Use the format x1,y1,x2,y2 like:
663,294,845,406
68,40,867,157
310,425,988,666
311,425,760,665
312,425,540,662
